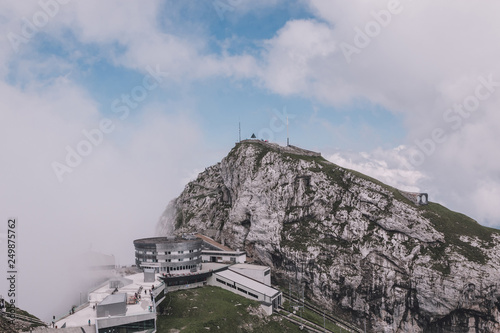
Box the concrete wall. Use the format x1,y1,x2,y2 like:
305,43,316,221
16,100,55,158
208,275,265,302
261,303,273,316
166,281,206,292
201,251,246,264
207,275,280,316
96,300,126,318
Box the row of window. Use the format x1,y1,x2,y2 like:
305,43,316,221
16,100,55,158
136,249,199,255
138,256,199,263
161,265,197,272
163,256,198,263
215,278,258,299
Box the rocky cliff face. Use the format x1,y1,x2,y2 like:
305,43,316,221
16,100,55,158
156,140,500,332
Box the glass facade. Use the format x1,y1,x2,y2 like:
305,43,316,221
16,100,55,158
134,237,202,273
98,319,154,333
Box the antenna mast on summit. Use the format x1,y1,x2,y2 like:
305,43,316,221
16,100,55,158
238,120,241,142
286,116,289,146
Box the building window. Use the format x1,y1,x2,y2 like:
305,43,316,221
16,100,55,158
178,251,183,254
264,270,270,276
248,292,258,299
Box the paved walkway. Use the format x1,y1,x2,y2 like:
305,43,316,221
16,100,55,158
22,325,95,333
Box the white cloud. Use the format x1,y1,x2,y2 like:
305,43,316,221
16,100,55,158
261,19,337,96
1,0,500,321
0,75,211,320
327,146,425,193
211,0,286,21
254,1,500,228
48,0,260,82
471,181,500,227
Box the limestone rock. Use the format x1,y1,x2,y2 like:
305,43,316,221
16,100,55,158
156,140,500,333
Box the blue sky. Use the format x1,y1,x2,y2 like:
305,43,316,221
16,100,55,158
14,3,405,154
2,0,500,321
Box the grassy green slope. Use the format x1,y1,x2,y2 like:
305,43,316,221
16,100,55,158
419,202,499,264
157,286,303,333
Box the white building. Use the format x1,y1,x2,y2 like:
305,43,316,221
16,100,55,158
201,249,246,264
56,272,165,333
229,263,271,286
195,233,247,263
208,268,282,315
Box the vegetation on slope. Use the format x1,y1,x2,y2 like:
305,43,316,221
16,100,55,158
231,141,500,266
0,307,46,333
157,286,303,332
419,202,500,264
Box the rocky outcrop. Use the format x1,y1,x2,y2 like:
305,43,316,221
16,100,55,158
156,140,500,332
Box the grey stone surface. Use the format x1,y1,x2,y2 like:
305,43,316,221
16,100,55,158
156,141,500,332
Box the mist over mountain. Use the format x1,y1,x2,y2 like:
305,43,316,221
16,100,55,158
157,140,500,332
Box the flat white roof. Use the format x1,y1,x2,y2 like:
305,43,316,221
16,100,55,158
100,293,126,306
230,263,269,271
214,269,280,298
199,262,228,271
201,250,245,255
56,272,163,328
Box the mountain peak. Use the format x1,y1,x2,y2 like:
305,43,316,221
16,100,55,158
156,141,500,332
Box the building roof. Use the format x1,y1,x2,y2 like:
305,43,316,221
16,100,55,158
214,269,280,298
56,272,164,328
201,250,245,255
230,263,269,271
100,293,126,306
134,236,200,245
195,233,233,251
